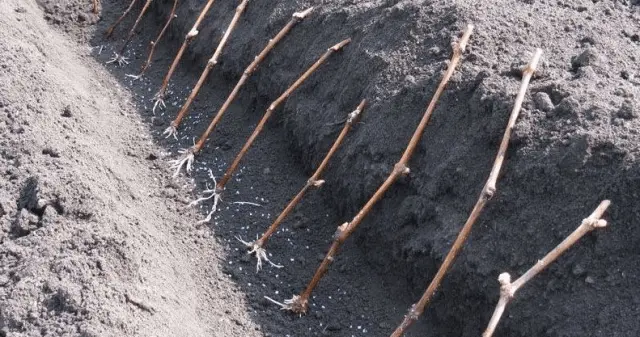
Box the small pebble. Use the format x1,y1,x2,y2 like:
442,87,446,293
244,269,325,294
61,105,72,117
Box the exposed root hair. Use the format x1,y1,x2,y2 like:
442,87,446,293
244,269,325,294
236,236,283,272
188,169,222,223
264,295,306,316
152,91,167,114
106,53,129,66
169,149,195,177
163,124,178,140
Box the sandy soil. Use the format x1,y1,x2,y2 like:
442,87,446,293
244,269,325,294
0,1,260,336
1,0,639,337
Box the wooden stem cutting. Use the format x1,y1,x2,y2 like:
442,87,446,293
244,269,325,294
153,0,217,112
92,0,99,14
169,7,314,177
482,200,610,337
164,0,249,139
238,100,366,272
389,48,543,337
267,25,474,315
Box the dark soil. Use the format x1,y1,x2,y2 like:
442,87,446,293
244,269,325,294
1,0,639,336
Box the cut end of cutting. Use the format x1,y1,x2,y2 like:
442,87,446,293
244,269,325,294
293,7,314,19
498,272,512,285
331,38,352,51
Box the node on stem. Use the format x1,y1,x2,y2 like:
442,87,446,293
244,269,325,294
482,200,611,337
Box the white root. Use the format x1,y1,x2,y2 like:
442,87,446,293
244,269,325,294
169,148,195,177
152,91,167,114
125,73,143,80
106,53,130,66
264,295,304,316
187,169,222,223
230,201,262,207
236,236,283,272
163,125,179,140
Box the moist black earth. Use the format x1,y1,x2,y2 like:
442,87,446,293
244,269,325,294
2,0,640,336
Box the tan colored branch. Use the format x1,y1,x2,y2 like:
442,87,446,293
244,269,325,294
267,25,474,316
483,200,611,337
239,100,366,272
164,0,249,138
389,48,542,337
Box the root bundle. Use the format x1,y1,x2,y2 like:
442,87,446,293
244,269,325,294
270,25,474,315
164,0,249,139
182,38,351,221
482,200,611,337
239,100,366,272
153,0,217,112
389,48,543,337
107,0,154,66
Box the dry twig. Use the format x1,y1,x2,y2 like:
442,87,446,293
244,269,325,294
108,0,154,66
164,0,249,139
169,7,313,172
270,25,474,315
92,0,99,14
105,0,137,38
389,48,543,337
127,0,179,79
152,0,217,112
179,38,350,221
482,200,610,337
238,100,366,272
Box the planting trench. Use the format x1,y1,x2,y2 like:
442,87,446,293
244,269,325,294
1,0,640,336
